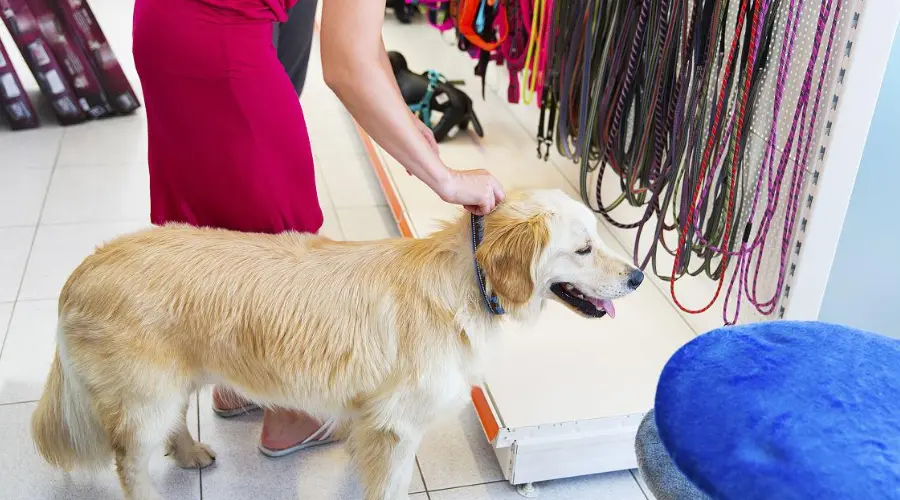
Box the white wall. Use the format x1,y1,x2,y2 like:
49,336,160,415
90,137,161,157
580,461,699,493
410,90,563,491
819,35,900,337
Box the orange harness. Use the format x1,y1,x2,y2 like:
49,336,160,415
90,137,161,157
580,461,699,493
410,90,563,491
456,0,508,51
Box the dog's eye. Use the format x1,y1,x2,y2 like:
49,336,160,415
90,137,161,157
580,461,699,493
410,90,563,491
575,245,592,256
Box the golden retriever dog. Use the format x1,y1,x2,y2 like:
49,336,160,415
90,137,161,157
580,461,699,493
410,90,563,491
30,189,642,500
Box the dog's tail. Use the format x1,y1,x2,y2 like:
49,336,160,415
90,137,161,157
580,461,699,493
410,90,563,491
31,327,109,471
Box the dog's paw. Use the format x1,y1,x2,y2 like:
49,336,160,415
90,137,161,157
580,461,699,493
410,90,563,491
167,441,217,469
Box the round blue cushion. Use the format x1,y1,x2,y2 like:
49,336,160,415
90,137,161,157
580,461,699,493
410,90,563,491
655,321,900,500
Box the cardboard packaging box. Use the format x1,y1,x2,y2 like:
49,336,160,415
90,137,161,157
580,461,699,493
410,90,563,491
0,0,86,125
27,0,112,118
0,36,39,129
53,0,140,115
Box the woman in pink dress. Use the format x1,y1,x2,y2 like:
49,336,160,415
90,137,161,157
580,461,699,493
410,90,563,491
133,0,504,456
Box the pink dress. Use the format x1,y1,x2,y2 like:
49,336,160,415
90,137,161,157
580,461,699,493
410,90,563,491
133,0,323,235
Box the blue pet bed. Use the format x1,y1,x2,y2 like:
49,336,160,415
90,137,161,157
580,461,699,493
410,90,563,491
652,321,900,500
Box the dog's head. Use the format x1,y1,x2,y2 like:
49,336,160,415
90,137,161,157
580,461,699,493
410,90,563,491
475,190,642,319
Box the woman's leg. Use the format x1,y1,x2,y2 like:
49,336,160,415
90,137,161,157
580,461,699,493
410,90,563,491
273,0,319,97
260,409,334,452
211,390,336,454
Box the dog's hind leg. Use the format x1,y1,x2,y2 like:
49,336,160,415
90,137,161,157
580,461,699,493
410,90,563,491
350,421,421,500
108,396,188,500
165,399,216,469
114,442,163,500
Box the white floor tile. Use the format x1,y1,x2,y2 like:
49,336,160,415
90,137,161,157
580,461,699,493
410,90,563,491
321,203,345,241
0,127,63,169
416,406,505,491
337,207,399,241
42,165,150,224
56,114,148,167
316,167,332,204
0,402,200,500
0,227,33,302
300,81,343,119
427,472,646,500
632,468,656,499
318,160,387,209
311,141,371,179
410,461,426,494
18,221,150,301
0,300,57,404
316,169,344,240
308,114,364,160
312,121,388,210
0,168,52,227
196,389,426,499
0,302,12,345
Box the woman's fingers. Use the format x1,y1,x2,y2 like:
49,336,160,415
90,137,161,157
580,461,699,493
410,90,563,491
443,168,505,216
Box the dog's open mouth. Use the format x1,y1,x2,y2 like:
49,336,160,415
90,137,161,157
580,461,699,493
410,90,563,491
550,283,616,319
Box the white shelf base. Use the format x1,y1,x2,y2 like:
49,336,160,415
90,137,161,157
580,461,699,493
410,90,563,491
491,414,643,486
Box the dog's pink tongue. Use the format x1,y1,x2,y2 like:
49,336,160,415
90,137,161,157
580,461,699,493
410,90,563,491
589,298,616,319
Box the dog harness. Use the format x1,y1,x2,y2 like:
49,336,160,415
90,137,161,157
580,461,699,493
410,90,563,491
408,69,446,129
471,214,505,316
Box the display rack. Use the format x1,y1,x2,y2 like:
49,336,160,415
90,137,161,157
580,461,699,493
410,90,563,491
356,0,898,490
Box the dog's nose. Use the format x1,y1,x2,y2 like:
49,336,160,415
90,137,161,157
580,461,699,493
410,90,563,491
628,269,644,289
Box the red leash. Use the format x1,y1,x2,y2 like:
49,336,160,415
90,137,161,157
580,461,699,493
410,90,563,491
669,0,763,314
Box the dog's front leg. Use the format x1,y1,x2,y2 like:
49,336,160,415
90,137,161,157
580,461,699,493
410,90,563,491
349,424,421,500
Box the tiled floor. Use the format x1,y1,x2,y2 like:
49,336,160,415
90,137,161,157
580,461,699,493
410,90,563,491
0,2,653,499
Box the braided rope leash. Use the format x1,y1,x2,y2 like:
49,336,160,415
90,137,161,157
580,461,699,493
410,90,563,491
728,0,841,322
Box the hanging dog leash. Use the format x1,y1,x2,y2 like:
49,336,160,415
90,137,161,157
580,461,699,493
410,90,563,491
521,0,547,105
669,0,765,314
723,0,841,323
500,0,529,103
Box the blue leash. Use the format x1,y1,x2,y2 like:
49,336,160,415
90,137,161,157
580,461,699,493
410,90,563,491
471,214,505,316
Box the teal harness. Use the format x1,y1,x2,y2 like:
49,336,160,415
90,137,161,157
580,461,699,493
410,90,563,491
408,70,447,129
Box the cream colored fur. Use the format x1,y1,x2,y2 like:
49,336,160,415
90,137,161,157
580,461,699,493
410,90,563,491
30,189,638,500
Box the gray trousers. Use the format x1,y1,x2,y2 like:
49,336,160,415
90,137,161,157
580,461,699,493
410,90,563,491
273,0,319,98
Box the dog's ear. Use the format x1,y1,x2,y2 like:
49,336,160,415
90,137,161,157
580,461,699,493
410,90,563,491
475,214,550,306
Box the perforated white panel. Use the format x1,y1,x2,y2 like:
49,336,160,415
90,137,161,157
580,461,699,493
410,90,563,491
743,0,860,323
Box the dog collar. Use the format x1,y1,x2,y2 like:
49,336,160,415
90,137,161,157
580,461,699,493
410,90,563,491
471,214,505,315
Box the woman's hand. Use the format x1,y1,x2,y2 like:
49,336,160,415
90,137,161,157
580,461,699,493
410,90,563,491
437,169,506,216
404,118,504,215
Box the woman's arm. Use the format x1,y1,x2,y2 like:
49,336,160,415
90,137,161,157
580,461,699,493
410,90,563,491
320,0,504,214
